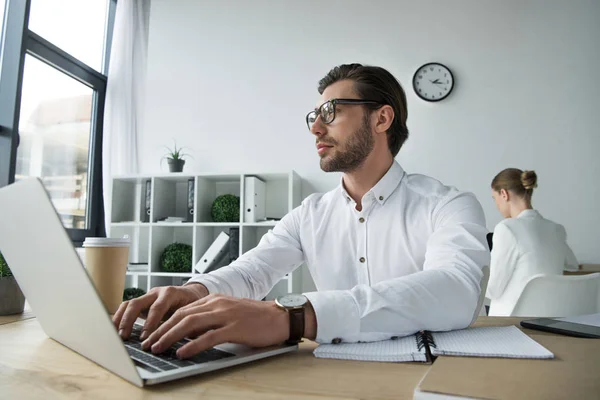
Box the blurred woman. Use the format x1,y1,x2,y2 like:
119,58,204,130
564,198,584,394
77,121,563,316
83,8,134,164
486,168,578,316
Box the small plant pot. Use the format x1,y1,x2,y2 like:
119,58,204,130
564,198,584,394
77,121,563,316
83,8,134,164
0,277,26,315
168,159,185,173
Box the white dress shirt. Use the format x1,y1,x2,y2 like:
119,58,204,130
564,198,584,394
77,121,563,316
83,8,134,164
188,161,490,343
487,209,579,316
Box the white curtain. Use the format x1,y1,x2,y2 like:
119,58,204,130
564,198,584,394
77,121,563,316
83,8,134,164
103,0,151,235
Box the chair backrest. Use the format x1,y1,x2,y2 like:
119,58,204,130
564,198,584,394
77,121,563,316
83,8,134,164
511,273,600,317
471,265,490,324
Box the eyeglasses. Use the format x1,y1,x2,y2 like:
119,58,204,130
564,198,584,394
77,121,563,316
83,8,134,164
305,98,381,131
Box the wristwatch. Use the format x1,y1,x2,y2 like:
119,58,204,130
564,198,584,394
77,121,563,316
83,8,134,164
275,294,308,344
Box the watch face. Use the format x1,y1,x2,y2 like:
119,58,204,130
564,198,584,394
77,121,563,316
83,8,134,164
277,294,307,308
412,63,454,102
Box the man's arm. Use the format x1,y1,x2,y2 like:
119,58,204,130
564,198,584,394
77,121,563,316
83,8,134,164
303,192,491,343
187,206,306,300
486,223,519,299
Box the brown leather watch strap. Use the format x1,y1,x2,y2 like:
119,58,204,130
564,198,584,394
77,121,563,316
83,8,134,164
286,307,305,344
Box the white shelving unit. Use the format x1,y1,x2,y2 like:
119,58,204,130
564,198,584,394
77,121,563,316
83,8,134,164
110,172,303,300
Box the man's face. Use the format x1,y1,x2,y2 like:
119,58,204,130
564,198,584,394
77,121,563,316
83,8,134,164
310,80,375,173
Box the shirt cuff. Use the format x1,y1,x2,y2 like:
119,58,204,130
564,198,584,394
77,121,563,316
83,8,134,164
185,275,221,296
303,290,361,343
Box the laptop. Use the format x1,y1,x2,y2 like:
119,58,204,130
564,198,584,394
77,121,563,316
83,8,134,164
0,178,297,387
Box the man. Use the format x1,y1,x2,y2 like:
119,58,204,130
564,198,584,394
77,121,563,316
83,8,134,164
114,64,490,359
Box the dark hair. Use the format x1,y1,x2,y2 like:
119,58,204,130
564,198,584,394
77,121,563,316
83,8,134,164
317,63,409,157
491,168,538,201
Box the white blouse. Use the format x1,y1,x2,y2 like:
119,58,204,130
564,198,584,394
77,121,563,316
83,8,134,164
487,209,579,316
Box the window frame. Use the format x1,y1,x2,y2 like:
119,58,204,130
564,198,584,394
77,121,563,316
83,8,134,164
0,0,117,245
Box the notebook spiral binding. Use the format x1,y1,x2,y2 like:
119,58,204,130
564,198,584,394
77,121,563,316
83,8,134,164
415,331,436,352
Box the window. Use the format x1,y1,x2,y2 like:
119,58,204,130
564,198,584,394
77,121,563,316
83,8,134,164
0,0,116,244
28,0,108,71
17,55,95,229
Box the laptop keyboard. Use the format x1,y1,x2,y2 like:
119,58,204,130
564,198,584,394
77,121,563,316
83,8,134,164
123,324,235,373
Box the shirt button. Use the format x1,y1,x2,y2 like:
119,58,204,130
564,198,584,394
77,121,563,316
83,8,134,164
359,217,365,223
359,257,366,263
379,196,384,201
332,338,342,344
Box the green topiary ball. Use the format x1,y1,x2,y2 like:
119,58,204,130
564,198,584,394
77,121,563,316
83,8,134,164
160,242,193,273
123,287,146,301
0,251,12,278
211,194,240,222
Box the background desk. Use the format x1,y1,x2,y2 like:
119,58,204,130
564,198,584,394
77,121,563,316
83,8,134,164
564,263,600,276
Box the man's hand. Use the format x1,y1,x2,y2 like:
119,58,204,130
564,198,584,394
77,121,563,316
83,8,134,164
112,283,209,341
140,294,290,359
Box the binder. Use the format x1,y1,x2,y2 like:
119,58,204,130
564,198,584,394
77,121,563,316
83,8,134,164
228,227,239,262
143,179,151,223
244,177,266,223
187,178,195,222
194,231,230,273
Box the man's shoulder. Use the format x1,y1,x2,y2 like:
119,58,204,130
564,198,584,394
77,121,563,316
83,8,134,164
403,172,462,201
301,186,340,207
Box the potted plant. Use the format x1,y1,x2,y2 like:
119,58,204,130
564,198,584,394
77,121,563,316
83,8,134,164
160,242,193,273
161,140,192,173
0,251,26,315
211,194,240,222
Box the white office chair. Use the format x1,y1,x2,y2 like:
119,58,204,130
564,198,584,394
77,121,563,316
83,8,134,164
510,273,600,317
470,265,490,325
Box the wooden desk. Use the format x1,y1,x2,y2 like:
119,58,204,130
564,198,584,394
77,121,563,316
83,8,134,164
0,318,429,399
1,317,597,399
416,317,600,399
564,263,600,276
0,302,34,325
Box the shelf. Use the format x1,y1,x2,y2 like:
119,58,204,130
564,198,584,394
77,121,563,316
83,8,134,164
152,222,195,227
111,222,140,227
242,221,278,227
151,272,194,277
197,222,241,227
111,170,304,295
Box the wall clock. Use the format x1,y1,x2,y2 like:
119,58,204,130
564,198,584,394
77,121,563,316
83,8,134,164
412,63,454,102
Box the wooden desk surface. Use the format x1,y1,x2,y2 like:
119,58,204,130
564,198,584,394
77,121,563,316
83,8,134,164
417,317,600,399
0,302,34,325
0,317,430,399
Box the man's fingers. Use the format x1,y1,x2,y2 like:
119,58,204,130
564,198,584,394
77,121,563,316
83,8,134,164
142,304,200,349
139,297,175,340
177,327,232,359
118,292,157,338
149,312,221,354
112,301,129,329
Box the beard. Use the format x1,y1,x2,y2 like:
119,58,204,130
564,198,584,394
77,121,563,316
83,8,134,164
319,114,374,173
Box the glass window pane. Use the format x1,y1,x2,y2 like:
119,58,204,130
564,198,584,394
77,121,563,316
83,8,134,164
17,55,94,230
28,0,108,71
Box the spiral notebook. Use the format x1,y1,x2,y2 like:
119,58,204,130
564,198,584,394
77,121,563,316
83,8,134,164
313,326,554,363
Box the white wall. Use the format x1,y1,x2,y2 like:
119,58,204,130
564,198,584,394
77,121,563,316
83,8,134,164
142,0,600,273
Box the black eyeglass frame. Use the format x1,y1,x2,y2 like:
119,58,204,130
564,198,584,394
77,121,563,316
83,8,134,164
305,98,381,130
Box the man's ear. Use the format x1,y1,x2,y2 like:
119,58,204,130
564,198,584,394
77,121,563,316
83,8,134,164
374,105,394,134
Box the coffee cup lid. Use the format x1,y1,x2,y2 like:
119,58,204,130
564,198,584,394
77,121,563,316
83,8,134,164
82,237,131,248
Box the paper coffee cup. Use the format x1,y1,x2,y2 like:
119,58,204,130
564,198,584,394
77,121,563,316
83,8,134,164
83,237,130,314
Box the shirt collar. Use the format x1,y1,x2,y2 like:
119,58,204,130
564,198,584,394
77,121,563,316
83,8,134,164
517,209,541,219
339,161,405,205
